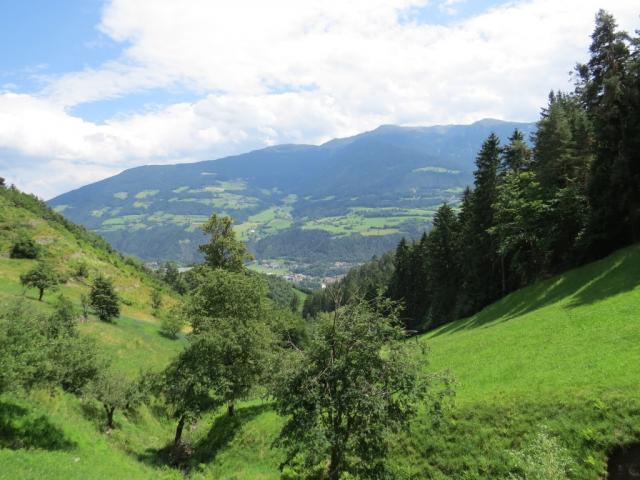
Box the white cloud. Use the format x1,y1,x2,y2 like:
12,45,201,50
1,0,638,198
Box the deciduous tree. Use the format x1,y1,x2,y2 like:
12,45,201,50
199,214,253,272
20,261,59,301
89,276,120,322
273,298,438,479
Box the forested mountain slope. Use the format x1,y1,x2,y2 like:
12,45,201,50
49,119,534,279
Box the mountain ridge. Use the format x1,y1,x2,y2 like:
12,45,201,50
50,119,536,282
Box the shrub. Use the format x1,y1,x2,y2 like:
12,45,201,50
151,288,162,314
73,261,89,279
509,427,574,480
10,237,39,259
160,307,184,340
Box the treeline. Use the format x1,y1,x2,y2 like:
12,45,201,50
302,252,394,317
250,227,402,264
305,11,640,331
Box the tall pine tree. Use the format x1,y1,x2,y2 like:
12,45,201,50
462,133,502,311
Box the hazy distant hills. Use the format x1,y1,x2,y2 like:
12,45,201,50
49,119,535,280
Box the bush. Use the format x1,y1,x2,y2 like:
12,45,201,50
73,261,89,279
151,288,162,314
509,427,574,480
10,237,39,259
160,308,184,340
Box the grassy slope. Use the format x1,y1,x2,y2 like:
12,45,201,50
2,182,639,479
0,191,187,479
399,243,640,479
191,244,640,479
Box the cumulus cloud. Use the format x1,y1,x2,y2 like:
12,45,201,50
1,0,638,198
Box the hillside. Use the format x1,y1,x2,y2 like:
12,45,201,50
49,119,535,282
0,186,180,327
2,184,638,479
194,244,640,479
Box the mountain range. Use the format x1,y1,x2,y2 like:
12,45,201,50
49,118,536,282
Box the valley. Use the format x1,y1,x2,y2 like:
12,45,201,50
2,183,639,478
1,6,639,480
49,120,534,285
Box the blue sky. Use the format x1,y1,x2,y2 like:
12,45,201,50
1,0,116,90
0,0,637,198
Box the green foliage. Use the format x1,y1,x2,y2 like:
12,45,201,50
273,298,434,479
86,368,141,429
508,427,574,480
304,252,394,318
199,214,253,272
80,293,90,320
151,288,162,314
185,268,267,335
159,307,185,340
259,272,302,310
73,261,89,279
20,261,61,301
10,236,40,259
184,268,273,415
162,261,187,294
576,10,640,254
90,275,120,322
490,171,547,287
0,299,100,396
48,295,77,338
157,339,222,446
289,294,300,313
0,301,52,393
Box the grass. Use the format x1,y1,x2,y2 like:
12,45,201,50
134,190,160,199
178,243,640,479
300,211,431,236
236,206,294,241
398,243,640,478
423,245,640,400
80,315,186,377
0,191,188,479
2,182,639,479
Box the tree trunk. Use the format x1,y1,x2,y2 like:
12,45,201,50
174,415,186,446
500,253,506,295
227,402,235,417
328,445,341,480
38,288,44,301
104,405,115,429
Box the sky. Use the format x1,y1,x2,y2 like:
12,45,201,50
0,0,638,199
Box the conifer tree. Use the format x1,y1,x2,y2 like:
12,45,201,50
577,10,634,255
500,129,531,175
463,133,502,311
425,204,461,326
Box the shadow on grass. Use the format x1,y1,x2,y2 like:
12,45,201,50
137,402,272,470
191,403,272,465
0,400,76,450
565,251,639,309
431,246,639,338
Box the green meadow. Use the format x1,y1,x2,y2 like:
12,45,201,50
2,184,638,479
